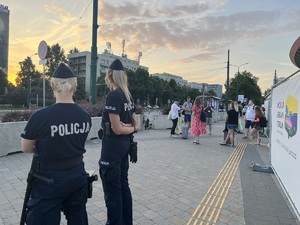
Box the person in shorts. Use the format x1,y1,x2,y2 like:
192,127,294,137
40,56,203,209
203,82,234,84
243,99,255,139
220,101,239,147
204,100,214,135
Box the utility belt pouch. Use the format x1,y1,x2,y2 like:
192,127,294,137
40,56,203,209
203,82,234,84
129,136,138,163
98,128,104,140
86,173,98,198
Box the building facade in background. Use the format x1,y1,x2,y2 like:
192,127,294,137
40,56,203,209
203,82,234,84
0,4,9,76
151,73,222,98
151,72,188,86
68,50,148,94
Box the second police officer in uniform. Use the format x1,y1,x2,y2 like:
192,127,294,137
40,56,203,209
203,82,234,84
21,63,91,225
99,59,140,225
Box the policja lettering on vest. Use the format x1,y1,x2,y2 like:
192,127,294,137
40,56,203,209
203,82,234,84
51,122,90,137
124,102,134,111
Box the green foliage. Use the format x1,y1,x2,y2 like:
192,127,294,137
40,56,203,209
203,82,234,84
124,69,201,106
15,56,36,89
227,71,263,105
69,47,80,54
205,90,217,97
0,69,8,95
45,43,68,77
74,77,88,101
3,85,26,106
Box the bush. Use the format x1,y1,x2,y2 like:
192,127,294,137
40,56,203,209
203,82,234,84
78,99,105,117
1,110,35,122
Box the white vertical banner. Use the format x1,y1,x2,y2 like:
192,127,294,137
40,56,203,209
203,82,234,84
271,75,300,212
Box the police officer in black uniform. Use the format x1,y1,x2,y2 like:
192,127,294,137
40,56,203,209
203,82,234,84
99,59,139,225
21,63,91,225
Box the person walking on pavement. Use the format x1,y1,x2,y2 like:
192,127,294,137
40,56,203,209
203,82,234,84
243,99,256,139
220,101,239,147
190,96,207,144
170,98,181,137
183,96,192,128
99,59,139,225
20,63,91,225
204,100,214,135
251,106,265,145
236,101,244,134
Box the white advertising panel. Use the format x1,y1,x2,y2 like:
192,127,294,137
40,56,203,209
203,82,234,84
271,76,300,212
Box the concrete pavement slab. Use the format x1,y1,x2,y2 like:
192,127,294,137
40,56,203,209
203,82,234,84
0,120,299,225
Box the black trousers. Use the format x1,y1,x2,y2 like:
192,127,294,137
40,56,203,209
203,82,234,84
26,163,88,225
171,117,178,134
100,136,133,225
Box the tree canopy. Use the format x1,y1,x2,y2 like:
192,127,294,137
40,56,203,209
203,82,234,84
226,70,263,105
0,69,7,95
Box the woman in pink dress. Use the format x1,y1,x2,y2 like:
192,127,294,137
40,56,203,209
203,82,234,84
190,96,207,144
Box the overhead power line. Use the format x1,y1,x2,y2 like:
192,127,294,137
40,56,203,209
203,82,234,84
13,0,72,40
63,0,93,44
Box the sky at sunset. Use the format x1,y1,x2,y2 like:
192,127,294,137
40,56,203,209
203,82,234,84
1,0,300,93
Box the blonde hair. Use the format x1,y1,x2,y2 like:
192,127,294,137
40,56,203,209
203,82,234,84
231,101,239,112
105,69,132,103
50,77,77,93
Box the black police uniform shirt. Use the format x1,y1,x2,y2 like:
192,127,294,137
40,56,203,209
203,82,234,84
21,103,91,164
102,88,135,134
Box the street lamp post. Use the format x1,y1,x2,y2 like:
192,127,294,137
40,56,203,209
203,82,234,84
230,63,248,101
27,53,37,108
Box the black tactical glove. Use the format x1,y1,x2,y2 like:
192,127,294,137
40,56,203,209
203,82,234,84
130,142,138,163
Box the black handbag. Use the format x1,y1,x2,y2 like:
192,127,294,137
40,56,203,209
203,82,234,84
200,110,206,122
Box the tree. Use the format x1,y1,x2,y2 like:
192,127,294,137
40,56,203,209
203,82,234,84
227,70,262,105
0,69,7,95
263,88,271,99
46,43,68,77
205,90,217,97
15,57,36,89
74,77,88,101
69,47,80,54
5,86,27,106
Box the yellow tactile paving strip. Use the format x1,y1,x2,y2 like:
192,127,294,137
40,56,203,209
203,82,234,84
187,142,247,225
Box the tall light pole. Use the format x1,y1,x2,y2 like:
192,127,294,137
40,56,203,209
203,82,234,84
90,0,98,104
230,63,248,101
27,53,37,108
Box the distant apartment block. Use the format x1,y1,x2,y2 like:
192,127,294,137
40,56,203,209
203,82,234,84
151,72,188,86
151,73,222,98
0,4,9,76
68,50,148,94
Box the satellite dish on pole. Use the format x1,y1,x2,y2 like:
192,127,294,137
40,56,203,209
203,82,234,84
38,40,48,60
290,36,300,69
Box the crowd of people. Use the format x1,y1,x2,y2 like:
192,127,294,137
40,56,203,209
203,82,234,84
169,96,267,147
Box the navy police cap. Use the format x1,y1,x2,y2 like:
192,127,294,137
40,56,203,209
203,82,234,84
52,63,76,78
109,59,124,71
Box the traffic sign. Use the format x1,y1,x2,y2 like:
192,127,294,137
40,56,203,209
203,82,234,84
38,40,48,60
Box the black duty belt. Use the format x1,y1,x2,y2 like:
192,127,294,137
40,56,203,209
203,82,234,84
39,156,83,170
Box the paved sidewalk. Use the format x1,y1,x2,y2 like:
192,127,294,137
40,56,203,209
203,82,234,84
0,120,299,225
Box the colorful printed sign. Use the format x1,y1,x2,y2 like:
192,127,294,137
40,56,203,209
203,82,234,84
271,75,300,214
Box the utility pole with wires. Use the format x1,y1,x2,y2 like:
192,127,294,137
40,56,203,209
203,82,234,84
90,0,98,104
226,50,230,111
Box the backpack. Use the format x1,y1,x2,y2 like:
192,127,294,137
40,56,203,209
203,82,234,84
260,116,268,127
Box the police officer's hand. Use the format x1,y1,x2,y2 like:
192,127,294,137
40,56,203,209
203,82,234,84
130,142,138,163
